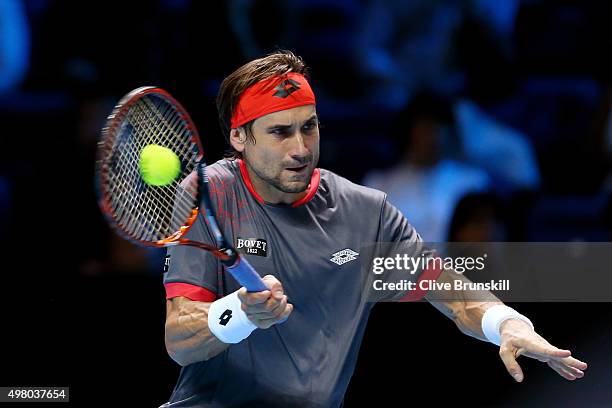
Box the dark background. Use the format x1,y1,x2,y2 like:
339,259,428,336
1,0,611,406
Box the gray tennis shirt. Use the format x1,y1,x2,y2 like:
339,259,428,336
161,159,429,408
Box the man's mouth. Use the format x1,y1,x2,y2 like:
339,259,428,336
285,164,309,172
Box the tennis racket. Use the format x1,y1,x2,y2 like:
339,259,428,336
96,86,268,292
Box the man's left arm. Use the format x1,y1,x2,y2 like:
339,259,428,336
424,269,588,382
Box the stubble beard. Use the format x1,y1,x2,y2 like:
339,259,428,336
248,155,318,194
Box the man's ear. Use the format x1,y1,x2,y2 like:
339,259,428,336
229,128,247,153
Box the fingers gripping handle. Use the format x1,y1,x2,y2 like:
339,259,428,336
226,255,289,325
226,255,268,292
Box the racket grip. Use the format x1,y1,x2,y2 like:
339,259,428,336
226,255,268,292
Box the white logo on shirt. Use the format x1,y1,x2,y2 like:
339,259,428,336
236,237,268,257
330,248,359,265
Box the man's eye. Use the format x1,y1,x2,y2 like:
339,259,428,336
302,122,318,131
271,129,288,136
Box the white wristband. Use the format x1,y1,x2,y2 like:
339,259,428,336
481,305,534,346
208,290,257,344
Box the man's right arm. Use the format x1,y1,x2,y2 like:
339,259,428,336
165,297,230,366
165,275,293,366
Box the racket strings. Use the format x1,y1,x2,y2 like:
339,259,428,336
113,107,193,240
131,98,198,233
104,93,199,242
129,96,196,238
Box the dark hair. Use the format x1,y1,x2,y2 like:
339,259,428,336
216,50,309,159
391,90,454,153
448,192,502,241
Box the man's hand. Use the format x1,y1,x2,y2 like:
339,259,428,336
237,275,294,329
498,319,588,382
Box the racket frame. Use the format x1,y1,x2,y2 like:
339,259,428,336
97,86,230,261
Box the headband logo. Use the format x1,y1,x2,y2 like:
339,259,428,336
273,79,301,98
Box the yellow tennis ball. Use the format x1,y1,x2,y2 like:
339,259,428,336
139,144,181,186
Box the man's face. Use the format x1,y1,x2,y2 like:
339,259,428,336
237,105,320,198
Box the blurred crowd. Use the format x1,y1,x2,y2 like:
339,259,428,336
1,0,611,276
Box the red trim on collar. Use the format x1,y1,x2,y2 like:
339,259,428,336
238,159,265,204
291,168,320,207
238,159,320,207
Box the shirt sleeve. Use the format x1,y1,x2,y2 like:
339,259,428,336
375,197,442,302
163,213,220,302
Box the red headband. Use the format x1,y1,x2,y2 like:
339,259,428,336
230,72,316,129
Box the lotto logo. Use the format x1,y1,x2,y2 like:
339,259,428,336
219,310,233,326
273,79,301,98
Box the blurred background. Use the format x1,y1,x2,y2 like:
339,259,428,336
1,0,611,406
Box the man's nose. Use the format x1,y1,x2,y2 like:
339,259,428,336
289,132,310,158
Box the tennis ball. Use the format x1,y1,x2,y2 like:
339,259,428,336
139,144,181,186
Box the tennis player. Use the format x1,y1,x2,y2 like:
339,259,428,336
161,51,587,407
